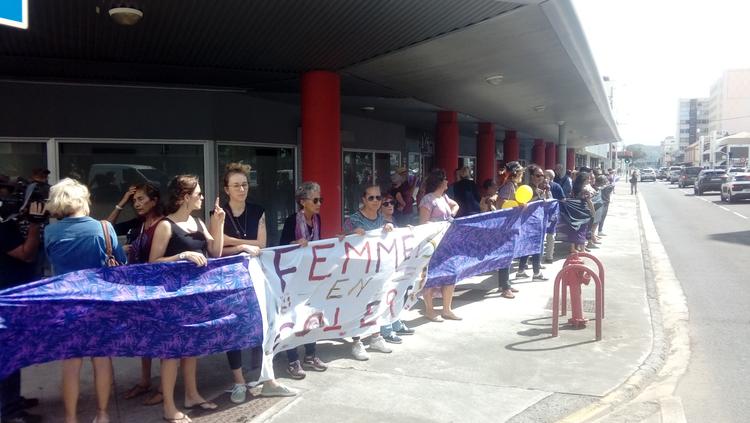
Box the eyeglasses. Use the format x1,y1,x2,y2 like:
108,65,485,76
228,183,249,189
366,195,382,202
382,201,395,206
307,197,323,205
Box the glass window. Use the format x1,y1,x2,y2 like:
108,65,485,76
217,144,296,246
343,151,374,217
0,141,47,183
459,156,477,178
59,142,205,222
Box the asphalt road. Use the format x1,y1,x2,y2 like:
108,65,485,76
639,180,750,423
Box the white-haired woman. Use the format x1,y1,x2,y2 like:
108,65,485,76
44,178,127,423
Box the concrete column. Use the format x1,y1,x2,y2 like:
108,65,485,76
301,71,341,238
503,130,520,162
436,111,459,183
477,123,496,185
557,121,568,170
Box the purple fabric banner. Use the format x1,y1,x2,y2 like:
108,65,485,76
426,200,559,287
0,255,263,379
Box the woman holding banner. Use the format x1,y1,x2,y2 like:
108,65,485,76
219,163,296,402
149,175,224,423
494,162,524,299
418,169,461,321
44,178,127,423
515,164,548,281
343,185,398,359
279,181,329,380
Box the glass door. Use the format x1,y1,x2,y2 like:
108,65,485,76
343,150,400,218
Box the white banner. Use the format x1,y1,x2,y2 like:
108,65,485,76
251,222,448,358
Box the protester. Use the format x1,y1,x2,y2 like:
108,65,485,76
1,190,44,423
149,175,225,423
555,164,573,198
480,179,499,212
219,163,295,401
108,183,166,405
452,166,481,217
515,165,548,281
279,181,328,379
570,172,595,253
543,169,564,263
494,162,525,299
595,175,614,236
418,169,461,321
390,167,415,225
44,178,127,423
343,185,397,358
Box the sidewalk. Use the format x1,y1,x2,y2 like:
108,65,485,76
19,187,654,423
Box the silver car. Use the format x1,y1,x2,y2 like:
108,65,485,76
720,172,750,203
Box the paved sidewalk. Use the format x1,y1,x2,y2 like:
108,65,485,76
19,187,654,423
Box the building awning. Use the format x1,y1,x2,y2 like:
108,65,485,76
0,0,618,147
717,132,750,147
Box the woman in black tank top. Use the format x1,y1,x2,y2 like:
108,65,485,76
148,175,225,422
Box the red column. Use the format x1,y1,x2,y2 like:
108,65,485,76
545,142,556,169
436,111,459,183
301,71,341,238
533,139,546,168
567,148,576,171
503,130,519,162
477,123,495,185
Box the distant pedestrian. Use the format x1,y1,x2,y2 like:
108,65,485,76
630,170,639,195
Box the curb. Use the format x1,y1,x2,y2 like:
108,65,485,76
556,191,690,423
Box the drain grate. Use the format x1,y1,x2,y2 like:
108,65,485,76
191,393,285,423
545,298,598,313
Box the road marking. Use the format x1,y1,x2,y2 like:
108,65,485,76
718,206,730,211
733,212,748,219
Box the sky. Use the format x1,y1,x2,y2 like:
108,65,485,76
572,0,750,146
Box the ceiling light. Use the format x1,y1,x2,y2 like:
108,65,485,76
109,7,143,26
360,106,375,112
533,105,546,112
485,74,504,86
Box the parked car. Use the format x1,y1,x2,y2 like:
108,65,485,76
640,168,656,182
678,166,702,188
668,166,683,184
727,166,747,175
720,172,750,203
694,169,726,195
658,167,669,180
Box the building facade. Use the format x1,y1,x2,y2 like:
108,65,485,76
675,98,709,163
708,69,750,136
660,136,678,166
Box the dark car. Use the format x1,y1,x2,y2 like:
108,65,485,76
678,166,702,188
694,169,727,195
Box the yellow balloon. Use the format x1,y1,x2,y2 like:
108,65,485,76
501,200,518,209
515,185,534,204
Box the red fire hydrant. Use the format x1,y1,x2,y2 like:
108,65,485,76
552,253,604,341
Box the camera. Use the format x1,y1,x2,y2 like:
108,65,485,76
0,178,50,223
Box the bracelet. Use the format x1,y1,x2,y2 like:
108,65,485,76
178,252,186,260
114,204,124,211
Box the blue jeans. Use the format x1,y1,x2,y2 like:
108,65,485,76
286,343,316,363
380,320,407,337
0,371,21,419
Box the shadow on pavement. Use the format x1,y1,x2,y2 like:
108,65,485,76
707,230,750,246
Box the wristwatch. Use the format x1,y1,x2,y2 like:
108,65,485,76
178,252,186,260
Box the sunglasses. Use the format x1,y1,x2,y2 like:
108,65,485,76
366,195,382,202
382,201,395,206
307,197,323,205
534,174,545,177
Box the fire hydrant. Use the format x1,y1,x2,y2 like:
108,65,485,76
552,254,604,341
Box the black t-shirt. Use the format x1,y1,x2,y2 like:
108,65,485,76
113,217,142,244
222,202,265,241
0,220,36,288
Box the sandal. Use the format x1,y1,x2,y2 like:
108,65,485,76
123,383,151,400
441,312,463,321
500,290,515,299
163,413,192,423
424,313,444,322
143,391,164,406
184,401,218,411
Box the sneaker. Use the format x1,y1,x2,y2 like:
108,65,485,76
383,334,403,344
395,326,415,336
515,271,530,279
352,340,370,361
369,336,393,353
286,360,306,379
260,383,297,397
532,273,549,281
226,383,247,404
303,355,328,371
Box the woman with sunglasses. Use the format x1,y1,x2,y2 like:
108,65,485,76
219,163,296,402
418,169,460,321
343,184,395,360
279,182,329,380
495,162,524,299
514,164,548,282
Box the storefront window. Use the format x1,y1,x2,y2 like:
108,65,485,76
59,142,205,222
343,150,400,218
459,156,476,178
0,141,47,183
217,144,296,246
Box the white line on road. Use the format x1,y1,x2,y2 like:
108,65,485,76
733,212,748,219
718,206,731,211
